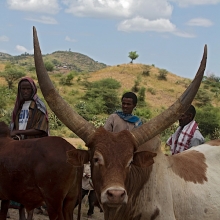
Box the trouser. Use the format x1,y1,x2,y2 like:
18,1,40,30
75,189,96,216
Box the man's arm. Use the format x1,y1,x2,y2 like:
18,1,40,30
103,114,114,132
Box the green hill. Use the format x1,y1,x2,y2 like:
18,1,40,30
0,51,107,73
1,51,220,140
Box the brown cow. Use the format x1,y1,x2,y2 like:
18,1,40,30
33,26,220,220
0,121,89,220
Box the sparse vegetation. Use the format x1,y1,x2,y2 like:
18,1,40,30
1,53,220,142
158,69,168,80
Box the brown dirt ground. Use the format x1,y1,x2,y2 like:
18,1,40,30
7,199,104,220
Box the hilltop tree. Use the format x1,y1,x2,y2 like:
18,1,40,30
0,63,25,89
128,51,139,63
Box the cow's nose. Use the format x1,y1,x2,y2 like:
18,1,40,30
107,189,126,204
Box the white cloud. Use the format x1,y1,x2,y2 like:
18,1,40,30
170,0,220,7
117,16,196,38
118,17,176,33
7,0,60,14
16,45,33,54
62,0,173,20
65,36,77,42
173,31,196,38
0,36,9,42
186,18,213,27
25,16,58,24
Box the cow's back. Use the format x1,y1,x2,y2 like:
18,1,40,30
0,136,81,210
134,143,220,220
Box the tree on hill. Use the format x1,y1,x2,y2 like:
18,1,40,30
128,51,139,63
0,63,25,89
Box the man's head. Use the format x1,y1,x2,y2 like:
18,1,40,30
18,77,37,101
178,105,196,128
121,92,137,114
19,80,33,101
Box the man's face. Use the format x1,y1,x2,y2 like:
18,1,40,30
121,97,136,114
20,81,33,101
178,112,192,128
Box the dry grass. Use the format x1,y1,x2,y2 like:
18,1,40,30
87,63,189,110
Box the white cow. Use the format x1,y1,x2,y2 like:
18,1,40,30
32,26,219,219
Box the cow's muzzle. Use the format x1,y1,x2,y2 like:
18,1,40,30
101,187,128,206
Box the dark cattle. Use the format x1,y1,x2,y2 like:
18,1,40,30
0,121,89,220
33,26,220,220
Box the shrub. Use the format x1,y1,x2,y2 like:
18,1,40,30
196,106,220,139
158,69,168,80
132,75,141,92
59,73,74,86
194,89,212,107
44,61,54,72
147,87,156,95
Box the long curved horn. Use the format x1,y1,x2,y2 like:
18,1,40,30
33,26,96,144
131,45,207,147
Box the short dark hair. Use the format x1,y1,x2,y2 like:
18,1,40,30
121,92,137,105
186,105,196,118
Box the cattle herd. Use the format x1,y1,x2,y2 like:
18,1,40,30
0,26,220,220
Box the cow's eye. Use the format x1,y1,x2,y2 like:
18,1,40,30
93,157,99,163
127,158,133,168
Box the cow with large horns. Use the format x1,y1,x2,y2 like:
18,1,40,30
33,26,220,219
0,120,89,220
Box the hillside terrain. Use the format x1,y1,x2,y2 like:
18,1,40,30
0,51,220,141
0,51,107,73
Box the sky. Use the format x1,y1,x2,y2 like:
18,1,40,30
0,0,220,79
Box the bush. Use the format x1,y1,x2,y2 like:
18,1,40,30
44,61,54,72
59,73,74,85
132,75,141,92
147,87,156,95
194,89,212,107
135,108,152,121
158,69,168,80
196,106,220,139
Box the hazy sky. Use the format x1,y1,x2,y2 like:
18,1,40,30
0,0,220,78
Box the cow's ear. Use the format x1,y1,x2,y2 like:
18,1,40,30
133,151,157,168
66,149,89,167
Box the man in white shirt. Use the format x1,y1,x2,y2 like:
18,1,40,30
166,105,204,155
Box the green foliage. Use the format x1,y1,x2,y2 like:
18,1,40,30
48,111,63,130
132,75,141,92
196,106,220,139
160,123,179,145
138,87,146,103
0,64,25,89
194,89,212,107
147,87,156,95
91,78,121,89
44,61,54,72
158,69,168,80
89,116,108,128
128,51,139,63
28,65,36,72
135,108,152,121
52,59,60,66
59,73,74,85
75,78,121,118
204,73,220,83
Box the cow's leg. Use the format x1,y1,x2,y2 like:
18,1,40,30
0,200,10,220
19,205,27,220
63,196,77,220
43,201,63,220
26,209,34,220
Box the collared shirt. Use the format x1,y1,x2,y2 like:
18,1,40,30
104,113,137,132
